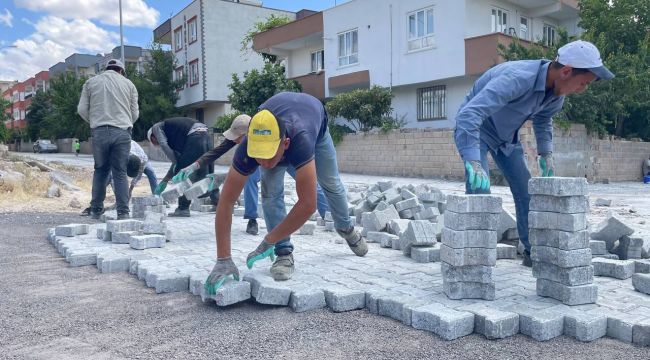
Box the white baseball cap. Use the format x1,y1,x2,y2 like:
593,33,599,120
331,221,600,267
106,58,125,71
556,40,614,80
223,114,251,141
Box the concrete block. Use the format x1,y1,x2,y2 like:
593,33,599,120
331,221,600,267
353,201,372,225
380,233,399,248
517,308,565,341
144,212,165,223
440,245,497,267
144,205,166,214
398,208,416,219
197,205,215,212
496,244,517,259
445,194,502,214
96,227,109,241
377,296,408,323
296,223,315,235
324,211,333,222
612,235,644,260
377,180,394,192
387,219,411,236
530,246,592,268
97,254,130,273
403,220,437,246
632,318,650,346
212,280,251,306
289,288,326,312
142,222,166,235
67,252,97,267
470,307,519,339
413,206,439,221
400,188,416,200
324,288,366,312
532,261,594,286
505,227,519,240
594,198,612,207
528,177,588,196
592,258,635,279
375,201,389,212
382,187,402,205
536,279,598,305
325,221,335,232
160,185,184,203
154,273,189,294
529,195,589,214
443,280,495,300
410,244,441,263
365,193,382,207
441,263,493,283
564,312,607,342
607,312,638,343
632,273,650,295
365,290,389,315
129,234,165,250
589,240,607,255
183,178,210,200
642,238,650,259
247,276,292,305
100,211,118,221
444,211,500,231
55,224,89,237
395,197,419,212
131,196,163,206
528,211,587,232
111,231,138,244
593,254,619,260
366,231,384,243
418,190,446,203
411,303,475,341
106,219,142,233
635,259,650,273
497,208,517,241
590,214,635,250
441,228,497,249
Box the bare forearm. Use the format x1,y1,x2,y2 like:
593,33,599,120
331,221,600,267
215,199,235,258
266,199,314,244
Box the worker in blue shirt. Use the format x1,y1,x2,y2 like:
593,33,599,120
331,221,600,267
454,40,614,267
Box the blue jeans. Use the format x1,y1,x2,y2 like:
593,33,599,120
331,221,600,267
91,126,131,214
464,141,531,253
143,162,158,194
261,129,350,256
244,168,329,220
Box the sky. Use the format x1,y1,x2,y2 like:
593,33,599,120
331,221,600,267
0,0,348,82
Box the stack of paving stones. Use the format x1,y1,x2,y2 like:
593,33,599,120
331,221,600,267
441,194,501,300
131,196,164,218
189,196,215,212
528,177,597,306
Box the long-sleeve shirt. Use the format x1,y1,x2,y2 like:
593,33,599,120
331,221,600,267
196,139,237,166
454,60,564,161
77,70,139,129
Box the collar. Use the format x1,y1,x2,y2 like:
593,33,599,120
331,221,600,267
534,60,551,92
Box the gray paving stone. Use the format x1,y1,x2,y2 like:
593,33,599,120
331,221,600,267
400,188,416,200
324,221,335,232
402,220,437,247
528,211,587,232
516,307,565,341
589,240,607,255
410,244,441,263
160,179,192,203
97,254,130,273
154,273,189,294
111,231,138,244
470,307,519,339
536,279,598,305
606,311,639,343
529,194,589,214
387,219,411,236
497,208,516,241
441,228,497,249
590,214,635,250
635,259,650,273
532,261,594,286
413,206,440,221
365,231,384,243
246,275,292,305
212,280,251,306
324,288,366,312
67,251,97,267
496,244,517,259
440,245,497,267
528,177,588,196
441,263,493,283
55,224,89,237
443,211,500,231
365,290,390,315
564,312,607,342
96,228,110,241
377,296,409,323
445,194,502,214
530,246,592,268
183,178,210,200
632,273,650,295
142,222,166,235
380,233,399,248
612,235,644,260
289,288,326,312
395,197,419,212
632,318,650,346
297,223,315,235
131,196,163,206
106,219,142,233
411,303,475,341
443,280,495,300
593,254,619,260
381,187,401,205
592,258,635,279
130,234,165,250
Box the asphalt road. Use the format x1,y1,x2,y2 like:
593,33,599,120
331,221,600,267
1,212,648,359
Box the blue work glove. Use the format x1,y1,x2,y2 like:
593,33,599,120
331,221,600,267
246,239,276,269
538,153,555,177
154,181,168,195
464,160,490,191
172,162,199,183
205,173,218,192
204,257,240,295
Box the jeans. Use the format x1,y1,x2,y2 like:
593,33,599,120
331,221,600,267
261,128,351,256
91,126,131,214
464,140,531,252
174,131,210,210
243,167,329,220
143,162,158,194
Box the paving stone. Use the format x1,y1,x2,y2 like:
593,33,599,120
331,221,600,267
380,233,399,248
97,254,130,273
592,258,635,279
612,235,644,260
635,259,650,273
376,181,394,192
142,222,166,235
589,240,607,255
530,246,592,268
505,227,519,241
410,244,441,263
160,179,192,203
96,228,110,241
441,263,493,283
400,188,416,200
470,307,519,339
413,206,440,221
497,208,516,241
67,251,97,267
131,196,163,206
106,219,142,233
365,231,384,243
443,211,500,231
212,280,251,306
112,231,138,244
532,261,594,286
564,312,607,342
606,311,639,343
590,214,635,250
395,197,419,212
402,220,437,246
154,273,189,294
246,275,292,305
183,178,211,200
528,211,587,232
130,234,165,250
289,288,326,312
632,318,650,346
445,194,502,214
411,303,475,341
496,244,517,259
594,198,612,207
536,279,598,305
440,245,496,267
593,254,619,260
387,219,411,236
443,280,495,300
528,177,588,196
516,307,565,341
324,288,366,312
365,290,390,315
441,228,497,249
529,195,589,213
325,221,335,232
353,202,372,225
632,273,650,295
297,223,315,235
55,224,89,237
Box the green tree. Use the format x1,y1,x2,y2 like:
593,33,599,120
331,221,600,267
214,111,242,132
0,97,10,122
241,14,292,63
0,122,8,144
25,90,52,141
44,73,89,140
325,86,394,132
228,62,301,116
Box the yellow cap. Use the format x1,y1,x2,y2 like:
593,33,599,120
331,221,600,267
247,109,281,159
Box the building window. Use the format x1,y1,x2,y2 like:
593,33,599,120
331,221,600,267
417,85,446,120
174,66,184,89
189,59,199,86
491,8,508,33
311,50,324,72
187,16,198,44
338,29,358,67
174,26,183,52
519,17,530,40
407,7,435,51
543,24,556,46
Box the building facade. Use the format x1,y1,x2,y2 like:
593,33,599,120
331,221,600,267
97,45,153,74
2,71,49,130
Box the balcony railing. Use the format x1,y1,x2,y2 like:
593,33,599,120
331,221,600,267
290,72,325,100
465,33,540,75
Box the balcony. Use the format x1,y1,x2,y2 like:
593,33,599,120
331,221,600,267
252,12,322,57
153,18,172,45
291,72,325,100
506,0,579,21
465,33,540,76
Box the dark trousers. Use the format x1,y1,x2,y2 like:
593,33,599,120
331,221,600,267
174,131,211,210
91,126,131,214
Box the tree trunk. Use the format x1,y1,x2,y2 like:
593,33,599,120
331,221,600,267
615,115,625,138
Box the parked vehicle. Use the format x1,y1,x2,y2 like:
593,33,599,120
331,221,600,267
33,139,58,153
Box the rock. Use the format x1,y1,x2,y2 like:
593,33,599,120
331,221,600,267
68,197,82,208
594,198,612,207
46,184,61,198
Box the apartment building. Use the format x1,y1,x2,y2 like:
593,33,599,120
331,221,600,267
153,0,293,127
1,70,49,130
254,0,579,129
97,45,153,74
0,80,17,94
49,53,104,78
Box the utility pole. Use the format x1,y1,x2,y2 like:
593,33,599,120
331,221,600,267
119,0,125,65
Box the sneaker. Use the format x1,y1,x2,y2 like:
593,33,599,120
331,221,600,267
168,208,191,217
270,253,294,281
90,207,105,220
117,212,130,220
80,207,91,216
246,219,259,235
522,250,532,267
336,227,368,257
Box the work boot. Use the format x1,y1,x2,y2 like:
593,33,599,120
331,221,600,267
80,207,91,216
270,253,294,281
246,219,259,235
169,208,191,217
117,212,130,220
522,250,532,267
336,226,368,257
90,207,105,220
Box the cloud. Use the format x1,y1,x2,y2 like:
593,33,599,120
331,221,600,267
14,0,160,28
0,16,121,81
0,8,13,27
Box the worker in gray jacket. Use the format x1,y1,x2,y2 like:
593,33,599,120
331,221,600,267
77,59,139,220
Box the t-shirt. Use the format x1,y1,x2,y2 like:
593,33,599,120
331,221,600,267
233,92,328,176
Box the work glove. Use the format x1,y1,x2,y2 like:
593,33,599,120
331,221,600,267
204,257,240,295
172,162,199,183
154,181,168,195
246,239,276,269
464,160,490,192
205,173,218,192
538,153,555,177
